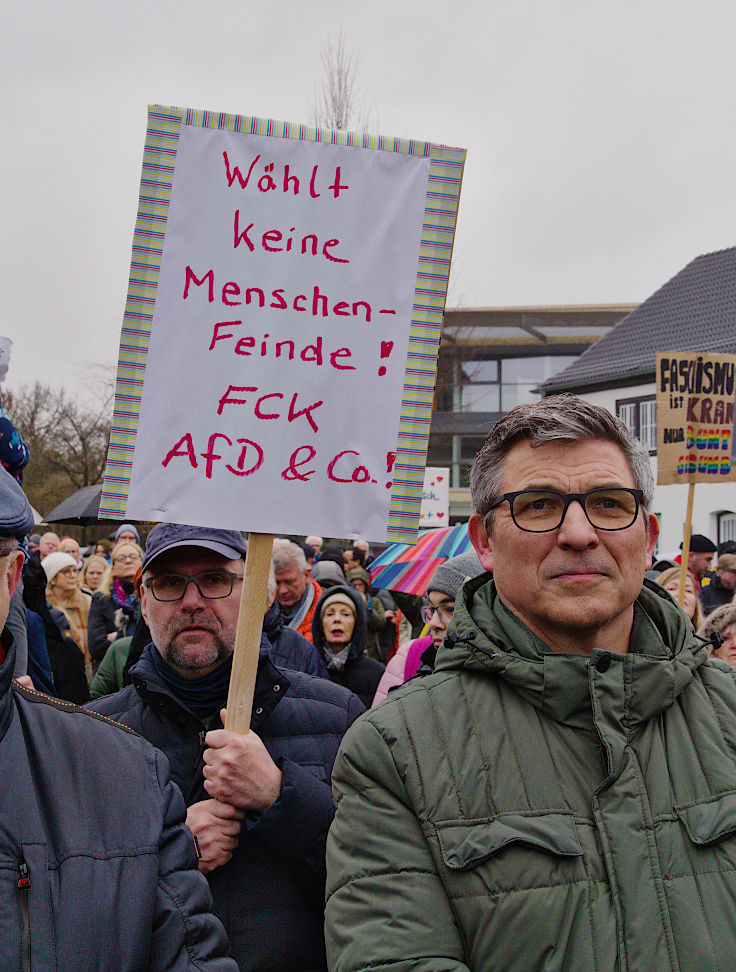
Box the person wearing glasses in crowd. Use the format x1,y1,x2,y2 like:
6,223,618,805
87,538,143,668
372,551,485,706
88,522,363,972
326,395,736,971
43,550,92,679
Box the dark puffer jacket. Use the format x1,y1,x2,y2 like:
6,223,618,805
312,585,385,708
0,631,235,972
263,600,329,678
88,646,364,971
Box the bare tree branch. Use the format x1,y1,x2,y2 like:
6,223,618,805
4,374,113,514
310,29,374,132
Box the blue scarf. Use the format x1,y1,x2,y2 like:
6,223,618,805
147,645,233,720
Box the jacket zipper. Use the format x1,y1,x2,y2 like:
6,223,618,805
17,858,31,971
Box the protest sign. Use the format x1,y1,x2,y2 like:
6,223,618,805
100,106,465,543
656,350,736,607
420,466,450,526
656,351,736,485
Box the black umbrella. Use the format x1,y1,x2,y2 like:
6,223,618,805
43,484,112,525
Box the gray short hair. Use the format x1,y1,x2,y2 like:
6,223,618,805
271,541,307,575
469,394,655,519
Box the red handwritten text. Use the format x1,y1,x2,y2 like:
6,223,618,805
183,267,384,323
233,212,349,264
216,384,324,433
209,323,355,371
223,152,349,199
161,435,378,487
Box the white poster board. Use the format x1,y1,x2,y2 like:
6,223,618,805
420,467,450,526
101,108,465,542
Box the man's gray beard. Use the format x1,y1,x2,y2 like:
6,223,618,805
151,617,235,676
164,634,233,675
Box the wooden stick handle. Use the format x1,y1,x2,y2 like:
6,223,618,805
678,483,696,606
225,532,273,734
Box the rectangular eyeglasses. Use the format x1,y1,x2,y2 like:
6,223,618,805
485,487,644,533
145,570,244,601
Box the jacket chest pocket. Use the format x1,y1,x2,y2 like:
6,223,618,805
432,813,596,972
435,811,585,897
671,791,736,874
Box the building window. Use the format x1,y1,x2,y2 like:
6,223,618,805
459,355,578,413
616,396,657,454
718,512,736,545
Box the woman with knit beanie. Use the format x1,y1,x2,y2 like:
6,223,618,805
372,550,485,706
312,585,384,708
43,551,92,679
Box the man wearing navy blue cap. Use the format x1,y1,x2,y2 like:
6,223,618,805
89,521,364,972
0,468,235,969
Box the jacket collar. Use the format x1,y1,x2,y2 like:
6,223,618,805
130,643,291,732
437,575,707,732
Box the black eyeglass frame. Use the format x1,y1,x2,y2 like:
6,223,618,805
420,602,455,624
484,487,645,534
144,570,244,602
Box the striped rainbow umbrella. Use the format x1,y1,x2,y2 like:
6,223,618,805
368,521,473,595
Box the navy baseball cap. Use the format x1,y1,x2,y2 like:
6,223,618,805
0,466,34,538
142,523,248,572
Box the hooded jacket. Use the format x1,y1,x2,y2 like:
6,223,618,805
326,577,736,971
0,631,235,971
312,585,384,709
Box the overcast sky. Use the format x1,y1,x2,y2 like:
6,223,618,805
3,0,735,394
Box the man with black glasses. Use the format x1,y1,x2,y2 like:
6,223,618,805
326,395,736,972
89,522,363,972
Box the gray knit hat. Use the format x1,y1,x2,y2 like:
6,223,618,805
426,550,485,599
310,559,346,587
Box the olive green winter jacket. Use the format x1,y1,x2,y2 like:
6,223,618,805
325,575,736,971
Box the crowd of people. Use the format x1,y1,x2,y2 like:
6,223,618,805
2,392,736,969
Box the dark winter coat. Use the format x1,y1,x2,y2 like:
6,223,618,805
88,587,138,665
312,585,385,708
263,600,329,678
700,572,735,614
88,646,364,971
21,551,88,704
0,630,235,972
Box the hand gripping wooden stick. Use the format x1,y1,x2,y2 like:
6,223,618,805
225,532,274,734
